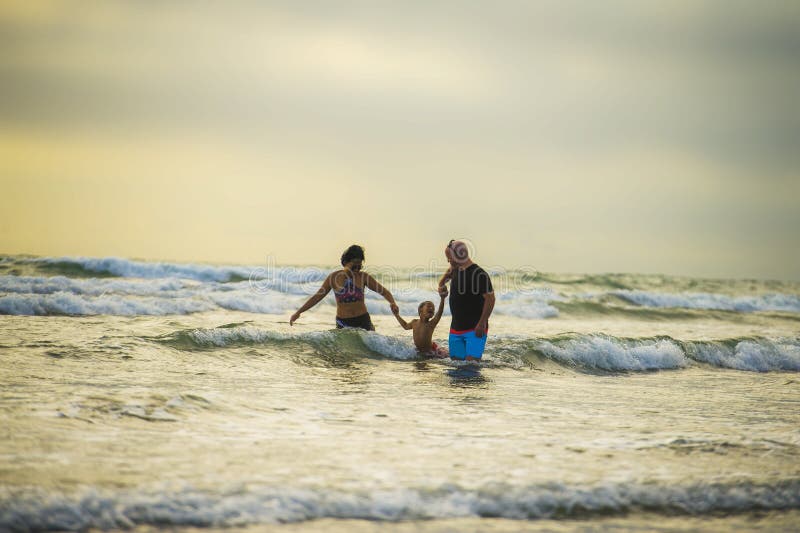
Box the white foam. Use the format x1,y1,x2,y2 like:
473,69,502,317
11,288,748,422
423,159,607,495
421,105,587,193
247,279,322,296
1,480,798,529
187,326,296,347
207,290,300,314
0,275,188,296
689,339,800,372
358,331,418,360
183,325,435,363
37,256,254,282
180,326,418,359
494,300,559,319
493,288,562,319
0,276,305,316
0,292,213,316
612,290,800,313
535,336,688,371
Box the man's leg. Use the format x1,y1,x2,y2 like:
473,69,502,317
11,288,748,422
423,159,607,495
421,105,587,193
448,332,467,360
464,330,487,361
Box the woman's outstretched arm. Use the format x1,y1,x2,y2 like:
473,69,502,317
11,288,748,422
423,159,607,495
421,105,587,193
363,273,399,314
290,274,332,325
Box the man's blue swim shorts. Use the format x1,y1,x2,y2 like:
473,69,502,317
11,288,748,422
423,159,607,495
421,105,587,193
448,328,487,360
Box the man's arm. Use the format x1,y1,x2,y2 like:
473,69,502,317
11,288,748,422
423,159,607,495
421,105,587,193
290,275,332,325
474,292,495,338
431,294,446,327
437,267,452,297
474,270,495,338
363,273,399,314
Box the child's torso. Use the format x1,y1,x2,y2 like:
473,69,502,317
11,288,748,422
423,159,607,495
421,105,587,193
412,321,435,350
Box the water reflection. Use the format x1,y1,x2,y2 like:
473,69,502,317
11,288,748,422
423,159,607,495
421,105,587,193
446,365,490,388
413,361,433,372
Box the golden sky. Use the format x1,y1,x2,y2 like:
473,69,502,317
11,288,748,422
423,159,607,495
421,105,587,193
1,1,799,279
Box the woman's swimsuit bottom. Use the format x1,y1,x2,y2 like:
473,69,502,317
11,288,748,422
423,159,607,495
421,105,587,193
335,313,374,331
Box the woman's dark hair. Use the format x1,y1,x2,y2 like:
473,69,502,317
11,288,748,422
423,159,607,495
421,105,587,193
340,244,365,266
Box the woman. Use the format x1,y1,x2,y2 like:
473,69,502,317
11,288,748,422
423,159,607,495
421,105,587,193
289,244,398,330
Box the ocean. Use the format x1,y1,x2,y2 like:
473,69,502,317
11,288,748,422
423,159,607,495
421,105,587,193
1,255,799,532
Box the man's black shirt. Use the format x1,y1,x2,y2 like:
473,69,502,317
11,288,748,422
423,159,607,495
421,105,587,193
449,263,493,331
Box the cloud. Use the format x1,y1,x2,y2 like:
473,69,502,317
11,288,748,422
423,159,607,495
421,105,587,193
1,1,798,278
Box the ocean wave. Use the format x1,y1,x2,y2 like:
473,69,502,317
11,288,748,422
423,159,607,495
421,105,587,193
521,334,800,373
0,292,215,316
0,275,189,296
173,326,307,348
155,327,800,373
0,276,308,316
536,272,637,290
31,256,255,282
2,479,798,529
494,288,563,319
684,338,800,372
3,257,799,319
0,274,564,319
612,290,800,313
159,327,418,360
533,335,688,371
19,256,329,286
0,289,305,317
494,301,559,319
206,290,300,315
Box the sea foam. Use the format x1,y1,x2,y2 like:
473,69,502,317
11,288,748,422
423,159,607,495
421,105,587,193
612,290,800,313
0,292,214,316
36,256,253,282
534,335,688,371
686,338,800,372
0,275,188,296
2,479,798,529
168,327,418,360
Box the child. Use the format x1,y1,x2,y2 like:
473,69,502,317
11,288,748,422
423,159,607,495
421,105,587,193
392,294,449,358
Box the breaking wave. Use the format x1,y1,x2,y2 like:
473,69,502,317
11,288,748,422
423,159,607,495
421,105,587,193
153,327,800,373
513,334,800,373
684,337,800,372
17,256,328,284
612,290,800,313
157,327,419,360
0,284,301,317
0,292,216,316
2,479,798,530
0,275,560,318
532,335,687,371
32,256,255,282
1,256,798,318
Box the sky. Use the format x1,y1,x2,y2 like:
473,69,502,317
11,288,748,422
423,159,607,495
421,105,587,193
1,1,799,280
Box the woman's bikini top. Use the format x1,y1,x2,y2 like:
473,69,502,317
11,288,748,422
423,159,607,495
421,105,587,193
334,275,365,304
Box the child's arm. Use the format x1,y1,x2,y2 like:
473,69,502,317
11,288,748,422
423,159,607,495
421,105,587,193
431,294,446,327
392,309,414,330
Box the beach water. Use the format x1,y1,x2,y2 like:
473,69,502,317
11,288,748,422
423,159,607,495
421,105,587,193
1,255,799,531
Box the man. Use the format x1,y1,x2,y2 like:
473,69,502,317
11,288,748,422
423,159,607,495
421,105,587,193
437,240,495,361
